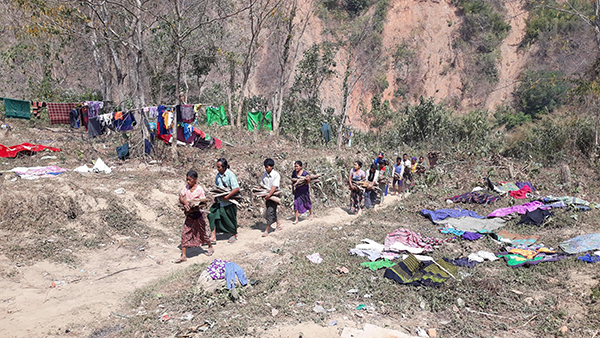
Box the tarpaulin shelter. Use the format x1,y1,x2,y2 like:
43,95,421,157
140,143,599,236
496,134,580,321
3,98,31,119
247,111,272,131
206,106,228,126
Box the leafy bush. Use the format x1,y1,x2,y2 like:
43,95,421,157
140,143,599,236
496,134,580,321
494,105,532,130
521,0,588,47
515,70,568,118
452,0,511,91
502,116,592,163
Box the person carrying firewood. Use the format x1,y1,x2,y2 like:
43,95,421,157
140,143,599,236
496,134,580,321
292,160,313,224
261,158,282,237
207,158,241,244
348,160,366,215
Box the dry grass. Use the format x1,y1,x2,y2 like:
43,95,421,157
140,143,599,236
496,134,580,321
100,157,600,337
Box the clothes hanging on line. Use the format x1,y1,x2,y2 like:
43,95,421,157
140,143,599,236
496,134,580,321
31,101,46,119
69,108,80,129
4,98,31,120
47,103,79,125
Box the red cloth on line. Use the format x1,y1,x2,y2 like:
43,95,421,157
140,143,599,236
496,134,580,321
213,137,222,149
0,143,61,158
47,103,78,125
192,127,205,139
510,185,531,199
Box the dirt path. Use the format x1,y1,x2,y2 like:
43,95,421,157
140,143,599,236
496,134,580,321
0,188,404,338
485,0,529,110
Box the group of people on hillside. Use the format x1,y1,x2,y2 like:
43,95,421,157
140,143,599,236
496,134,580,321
349,152,426,214
175,153,426,263
175,158,313,263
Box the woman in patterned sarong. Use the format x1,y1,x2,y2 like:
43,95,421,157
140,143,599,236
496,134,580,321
176,170,213,263
292,161,313,224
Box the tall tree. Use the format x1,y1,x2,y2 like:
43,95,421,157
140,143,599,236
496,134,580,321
271,0,314,133
235,0,283,128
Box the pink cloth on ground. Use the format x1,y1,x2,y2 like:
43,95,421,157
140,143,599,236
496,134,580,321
488,200,545,218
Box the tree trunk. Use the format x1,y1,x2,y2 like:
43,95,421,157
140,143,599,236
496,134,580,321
89,27,108,102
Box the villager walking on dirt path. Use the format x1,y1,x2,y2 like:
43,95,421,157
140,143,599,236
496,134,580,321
291,160,313,224
176,170,213,263
349,160,366,214
208,158,240,244
261,158,282,237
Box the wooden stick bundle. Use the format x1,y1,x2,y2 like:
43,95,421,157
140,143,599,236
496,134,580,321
179,197,212,213
252,185,281,204
291,173,322,187
351,181,381,192
209,187,243,207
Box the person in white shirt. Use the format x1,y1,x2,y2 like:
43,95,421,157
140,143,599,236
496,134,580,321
261,158,282,237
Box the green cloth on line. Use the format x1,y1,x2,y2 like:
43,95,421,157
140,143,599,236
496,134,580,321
247,111,273,131
207,202,238,235
360,260,396,271
206,106,228,126
4,98,31,120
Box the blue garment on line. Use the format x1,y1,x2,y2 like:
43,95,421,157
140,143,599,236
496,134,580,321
224,262,247,290
183,123,193,140
421,208,486,222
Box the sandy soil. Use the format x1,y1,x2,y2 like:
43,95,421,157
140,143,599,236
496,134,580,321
485,0,529,110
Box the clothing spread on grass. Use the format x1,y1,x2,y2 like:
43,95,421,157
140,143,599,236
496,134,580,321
4,98,31,119
434,217,506,233
11,166,67,179
0,143,61,158
517,209,552,225
384,228,453,253
506,244,555,259
496,248,565,268
360,260,397,271
383,254,457,287
542,196,598,209
577,253,600,263
467,250,499,263
493,230,540,246
448,191,501,204
449,258,479,268
206,259,230,280
559,233,600,254
509,185,531,199
462,232,482,241
225,262,247,289
488,201,547,218
495,182,520,193
349,248,381,261
420,208,485,222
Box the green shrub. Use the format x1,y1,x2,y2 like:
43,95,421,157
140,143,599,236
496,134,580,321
494,105,532,130
501,117,587,163
515,70,568,118
521,0,588,47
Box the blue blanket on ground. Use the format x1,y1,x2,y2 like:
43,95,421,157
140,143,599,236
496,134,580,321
421,208,486,222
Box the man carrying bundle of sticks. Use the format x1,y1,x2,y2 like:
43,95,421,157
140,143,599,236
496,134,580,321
261,158,281,237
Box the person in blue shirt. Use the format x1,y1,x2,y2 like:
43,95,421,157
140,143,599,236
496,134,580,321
207,158,241,244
